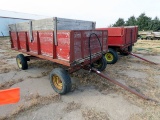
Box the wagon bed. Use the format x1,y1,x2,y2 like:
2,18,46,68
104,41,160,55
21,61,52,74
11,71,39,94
10,30,108,67
9,17,108,69
9,17,108,94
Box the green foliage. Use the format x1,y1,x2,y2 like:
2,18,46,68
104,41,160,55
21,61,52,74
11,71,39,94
150,17,160,31
125,16,137,26
136,13,152,31
112,13,160,31
113,18,125,27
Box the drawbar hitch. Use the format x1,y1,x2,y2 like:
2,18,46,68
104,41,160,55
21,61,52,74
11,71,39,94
124,51,159,65
88,67,159,103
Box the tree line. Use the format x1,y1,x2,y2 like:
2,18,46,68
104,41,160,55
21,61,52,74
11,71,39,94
112,13,160,31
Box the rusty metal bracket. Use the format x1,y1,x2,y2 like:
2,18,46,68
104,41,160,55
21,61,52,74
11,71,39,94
53,17,58,46
29,21,33,42
89,67,159,103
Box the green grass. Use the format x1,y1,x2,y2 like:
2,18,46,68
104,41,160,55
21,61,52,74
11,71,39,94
136,48,146,51
0,37,10,40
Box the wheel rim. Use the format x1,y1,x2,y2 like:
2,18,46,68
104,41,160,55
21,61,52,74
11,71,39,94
16,58,22,68
95,62,102,68
52,75,63,90
105,53,113,62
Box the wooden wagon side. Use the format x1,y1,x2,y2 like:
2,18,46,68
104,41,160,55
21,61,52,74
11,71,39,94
9,17,108,94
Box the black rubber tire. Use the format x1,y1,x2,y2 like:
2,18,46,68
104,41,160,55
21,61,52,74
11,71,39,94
105,48,118,64
93,56,107,71
121,52,129,56
120,45,132,56
50,68,71,95
16,54,28,70
146,37,149,40
128,45,132,52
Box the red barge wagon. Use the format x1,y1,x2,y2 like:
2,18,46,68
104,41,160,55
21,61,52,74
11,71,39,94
97,26,138,64
9,17,108,94
9,19,158,102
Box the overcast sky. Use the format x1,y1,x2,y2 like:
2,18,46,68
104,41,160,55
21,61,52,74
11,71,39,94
0,0,160,27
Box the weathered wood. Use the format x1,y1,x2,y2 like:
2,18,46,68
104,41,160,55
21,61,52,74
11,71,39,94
8,24,16,31
9,22,29,31
16,22,29,31
9,17,96,32
57,18,95,30
32,18,54,30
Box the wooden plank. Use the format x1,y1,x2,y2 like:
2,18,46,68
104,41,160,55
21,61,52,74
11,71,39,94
32,18,54,30
9,24,16,31
57,18,95,30
16,22,29,31
9,17,96,32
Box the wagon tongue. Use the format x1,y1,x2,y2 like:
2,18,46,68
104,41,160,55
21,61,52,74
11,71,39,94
124,51,159,65
89,68,159,103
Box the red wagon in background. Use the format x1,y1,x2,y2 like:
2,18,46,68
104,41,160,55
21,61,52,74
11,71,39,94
97,26,138,64
9,17,108,94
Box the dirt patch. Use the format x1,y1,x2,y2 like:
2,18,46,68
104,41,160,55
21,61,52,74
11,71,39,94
0,78,24,90
0,67,11,73
0,66,17,74
71,69,114,92
130,105,160,120
82,108,109,120
118,70,148,79
0,93,61,120
0,60,17,73
27,71,50,78
63,101,81,112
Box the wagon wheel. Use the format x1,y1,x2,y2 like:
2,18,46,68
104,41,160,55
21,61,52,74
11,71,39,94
16,54,28,70
50,68,71,94
105,48,118,64
93,56,107,71
146,37,149,40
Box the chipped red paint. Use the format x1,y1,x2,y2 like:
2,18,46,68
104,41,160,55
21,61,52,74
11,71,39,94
28,31,38,54
18,32,28,51
38,31,54,57
10,32,17,48
10,30,108,67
